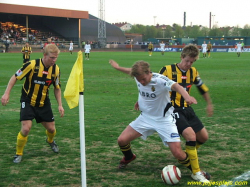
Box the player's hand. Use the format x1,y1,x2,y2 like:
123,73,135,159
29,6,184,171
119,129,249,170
134,101,139,111
1,94,9,106
185,96,197,105
58,106,64,117
206,104,213,117
109,59,119,69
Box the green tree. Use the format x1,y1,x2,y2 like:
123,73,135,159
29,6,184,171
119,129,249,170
209,26,223,36
183,26,192,38
241,24,250,36
200,27,210,37
189,25,202,37
144,25,158,40
173,24,184,38
220,27,231,36
165,25,173,38
230,25,241,36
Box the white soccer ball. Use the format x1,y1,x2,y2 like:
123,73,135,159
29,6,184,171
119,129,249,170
161,165,181,185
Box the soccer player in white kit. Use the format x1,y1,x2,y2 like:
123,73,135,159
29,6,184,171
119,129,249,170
236,42,242,57
84,42,91,60
160,41,166,55
69,41,73,54
201,41,207,58
108,60,207,182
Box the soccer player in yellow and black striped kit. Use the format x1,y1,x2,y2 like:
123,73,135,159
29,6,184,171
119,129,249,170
21,42,32,64
148,42,153,56
1,44,64,164
159,44,213,183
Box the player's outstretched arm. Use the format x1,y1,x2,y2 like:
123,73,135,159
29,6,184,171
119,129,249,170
109,59,131,75
171,83,197,105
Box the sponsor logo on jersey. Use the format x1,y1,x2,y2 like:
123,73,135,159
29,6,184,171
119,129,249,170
16,69,23,76
151,86,155,92
46,80,52,86
181,76,187,79
34,80,46,85
139,90,156,98
43,71,48,75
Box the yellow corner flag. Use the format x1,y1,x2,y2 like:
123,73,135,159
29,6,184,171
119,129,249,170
64,51,84,109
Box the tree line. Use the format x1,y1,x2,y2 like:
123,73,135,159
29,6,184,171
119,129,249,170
125,23,250,41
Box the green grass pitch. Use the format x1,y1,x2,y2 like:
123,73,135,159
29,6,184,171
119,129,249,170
0,50,250,187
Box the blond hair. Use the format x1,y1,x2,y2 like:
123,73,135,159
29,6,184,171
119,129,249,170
43,44,60,55
130,60,151,77
181,44,199,59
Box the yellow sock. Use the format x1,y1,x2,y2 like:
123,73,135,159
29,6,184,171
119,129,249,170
186,143,200,174
196,141,202,150
178,152,191,169
46,129,56,143
16,132,28,156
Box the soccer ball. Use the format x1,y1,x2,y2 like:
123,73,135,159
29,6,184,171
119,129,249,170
161,165,181,185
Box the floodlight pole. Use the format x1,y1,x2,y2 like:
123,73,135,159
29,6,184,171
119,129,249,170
98,0,106,48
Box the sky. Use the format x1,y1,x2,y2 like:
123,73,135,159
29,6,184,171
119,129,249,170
1,0,250,28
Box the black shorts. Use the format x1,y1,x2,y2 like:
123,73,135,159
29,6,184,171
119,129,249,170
173,107,204,135
207,50,210,52
20,101,54,123
148,49,152,52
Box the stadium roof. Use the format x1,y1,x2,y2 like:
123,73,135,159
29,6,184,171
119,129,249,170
0,3,126,43
0,3,88,19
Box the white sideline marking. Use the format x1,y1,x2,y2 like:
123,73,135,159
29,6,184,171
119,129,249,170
219,171,250,187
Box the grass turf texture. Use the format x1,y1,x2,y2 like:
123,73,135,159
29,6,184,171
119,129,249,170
0,51,250,187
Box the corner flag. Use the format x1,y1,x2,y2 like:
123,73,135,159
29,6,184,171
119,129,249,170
63,51,87,187
64,51,84,109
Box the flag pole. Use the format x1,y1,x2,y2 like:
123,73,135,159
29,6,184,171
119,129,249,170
79,92,86,187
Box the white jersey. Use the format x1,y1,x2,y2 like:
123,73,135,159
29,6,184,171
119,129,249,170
84,44,91,53
135,73,175,121
201,43,207,53
69,42,73,50
160,43,165,51
237,43,242,52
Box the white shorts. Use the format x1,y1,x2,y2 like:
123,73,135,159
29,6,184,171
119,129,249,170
202,48,207,53
237,49,241,52
161,47,165,52
69,46,73,51
129,114,180,146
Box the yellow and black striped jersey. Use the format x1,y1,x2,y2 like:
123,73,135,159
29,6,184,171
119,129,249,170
207,44,212,50
159,63,208,108
148,43,153,49
21,46,32,60
15,58,60,107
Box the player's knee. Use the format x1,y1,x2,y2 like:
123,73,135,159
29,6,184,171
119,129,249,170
117,136,129,146
117,136,127,146
21,128,30,136
199,134,209,143
182,127,196,141
197,128,209,143
46,126,56,134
